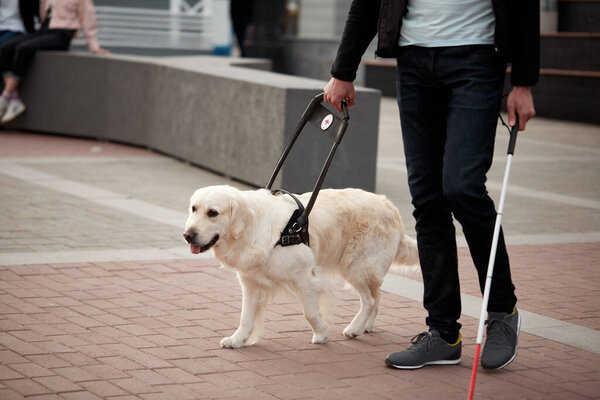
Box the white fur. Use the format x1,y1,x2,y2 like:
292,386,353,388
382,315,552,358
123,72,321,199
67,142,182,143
184,185,419,348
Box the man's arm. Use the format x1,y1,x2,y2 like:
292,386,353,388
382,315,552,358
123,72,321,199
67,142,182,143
325,0,381,111
507,0,540,130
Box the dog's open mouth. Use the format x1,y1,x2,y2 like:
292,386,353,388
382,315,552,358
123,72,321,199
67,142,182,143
190,234,219,254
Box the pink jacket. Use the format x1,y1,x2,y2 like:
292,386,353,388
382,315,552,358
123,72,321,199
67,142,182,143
40,0,100,51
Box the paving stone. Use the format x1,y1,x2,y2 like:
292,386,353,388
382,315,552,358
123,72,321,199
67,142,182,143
1,112,599,399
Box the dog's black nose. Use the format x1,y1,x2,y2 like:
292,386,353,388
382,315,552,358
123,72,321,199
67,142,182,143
183,230,196,243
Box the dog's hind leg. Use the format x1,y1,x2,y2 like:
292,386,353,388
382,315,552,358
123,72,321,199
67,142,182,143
342,273,381,338
297,274,329,344
221,276,266,349
364,284,380,333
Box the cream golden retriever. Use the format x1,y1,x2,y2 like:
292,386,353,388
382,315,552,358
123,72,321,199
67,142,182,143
183,185,418,348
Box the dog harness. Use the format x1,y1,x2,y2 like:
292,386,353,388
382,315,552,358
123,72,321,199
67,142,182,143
264,93,350,249
272,190,309,247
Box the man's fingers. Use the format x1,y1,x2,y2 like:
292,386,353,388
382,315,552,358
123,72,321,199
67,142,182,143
507,101,516,128
518,108,535,131
347,96,355,109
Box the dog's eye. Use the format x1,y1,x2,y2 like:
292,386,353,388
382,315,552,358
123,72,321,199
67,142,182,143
207,209,219,218
191,206,197,213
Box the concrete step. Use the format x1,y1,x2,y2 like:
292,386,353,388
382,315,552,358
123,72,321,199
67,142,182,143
362,61,600,125
541,32,600,72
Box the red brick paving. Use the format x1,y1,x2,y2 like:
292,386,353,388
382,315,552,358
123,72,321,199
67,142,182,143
457,242,600,330
1,256,599,399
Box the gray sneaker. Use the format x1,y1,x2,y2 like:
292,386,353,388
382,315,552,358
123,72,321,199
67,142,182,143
385,331,462,370
481,307,520,369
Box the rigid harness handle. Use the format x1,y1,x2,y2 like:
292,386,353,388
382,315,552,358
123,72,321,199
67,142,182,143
266,93,350,246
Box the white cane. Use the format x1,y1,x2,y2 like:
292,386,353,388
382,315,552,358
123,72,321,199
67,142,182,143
468,114,519,400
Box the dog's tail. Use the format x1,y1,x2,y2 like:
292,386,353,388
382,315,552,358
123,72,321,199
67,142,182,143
391,234,420,275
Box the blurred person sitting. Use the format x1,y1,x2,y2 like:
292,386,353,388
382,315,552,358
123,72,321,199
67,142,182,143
0,0,38,45
0,0,108,124
230,0,254,57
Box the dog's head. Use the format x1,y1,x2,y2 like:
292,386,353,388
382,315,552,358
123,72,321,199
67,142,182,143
183,185,252,254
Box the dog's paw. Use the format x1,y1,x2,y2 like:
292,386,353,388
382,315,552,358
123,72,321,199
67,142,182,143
220,336,246,349
343,325,364,339
311,331,328,344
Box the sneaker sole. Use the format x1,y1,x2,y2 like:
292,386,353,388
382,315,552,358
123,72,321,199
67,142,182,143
482,312,521,370
386,358,461,370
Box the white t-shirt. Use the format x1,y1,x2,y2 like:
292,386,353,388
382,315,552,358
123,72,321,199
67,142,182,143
399,0,495,47
0,0,25,32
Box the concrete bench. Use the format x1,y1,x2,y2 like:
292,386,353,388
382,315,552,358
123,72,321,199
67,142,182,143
8,52,381,193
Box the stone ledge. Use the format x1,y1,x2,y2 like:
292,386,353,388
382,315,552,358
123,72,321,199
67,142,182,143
9,52,381,193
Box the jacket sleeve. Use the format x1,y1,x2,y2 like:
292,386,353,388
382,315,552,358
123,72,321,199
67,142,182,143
79,0,100,52
331,0,381,82
508,0,540,86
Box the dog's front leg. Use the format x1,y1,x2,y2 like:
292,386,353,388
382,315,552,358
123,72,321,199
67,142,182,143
298,278,329,344
220,278,262,349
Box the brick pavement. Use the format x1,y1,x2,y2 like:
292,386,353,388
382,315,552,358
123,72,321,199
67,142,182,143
1,258,599,400
1,110,600,400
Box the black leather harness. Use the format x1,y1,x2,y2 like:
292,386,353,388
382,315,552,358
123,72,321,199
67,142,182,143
272,190,309,247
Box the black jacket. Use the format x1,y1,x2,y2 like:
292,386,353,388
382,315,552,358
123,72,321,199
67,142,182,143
331,0,540,87
19,0,40,33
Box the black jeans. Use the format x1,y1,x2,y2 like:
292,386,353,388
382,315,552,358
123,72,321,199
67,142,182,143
0,28,74,79
396,45,517,335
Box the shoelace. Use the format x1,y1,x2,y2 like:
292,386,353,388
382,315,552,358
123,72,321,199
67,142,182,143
408,332,432,352
485,319,514,346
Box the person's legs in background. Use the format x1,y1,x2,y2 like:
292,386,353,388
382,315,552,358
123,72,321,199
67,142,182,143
0,29,73,123
0,32,32,117
0,30,23,46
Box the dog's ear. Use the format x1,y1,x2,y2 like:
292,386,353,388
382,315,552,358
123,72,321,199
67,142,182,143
229,195,255,240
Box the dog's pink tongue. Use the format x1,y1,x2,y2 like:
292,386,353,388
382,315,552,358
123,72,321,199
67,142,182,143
190,244,202,254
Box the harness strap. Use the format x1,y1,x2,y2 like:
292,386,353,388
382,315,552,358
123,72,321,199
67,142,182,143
271,190,310,247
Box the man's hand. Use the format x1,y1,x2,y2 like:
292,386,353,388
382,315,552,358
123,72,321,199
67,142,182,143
507,86,535,131
324,77,355,113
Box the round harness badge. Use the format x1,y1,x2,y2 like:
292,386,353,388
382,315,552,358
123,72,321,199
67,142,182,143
321,114,333,131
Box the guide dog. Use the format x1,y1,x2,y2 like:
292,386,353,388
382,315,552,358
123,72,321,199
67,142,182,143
183,185,418,348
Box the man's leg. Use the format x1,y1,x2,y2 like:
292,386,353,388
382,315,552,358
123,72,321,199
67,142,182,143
397,46,463,337
437,45,517,313
386,46,464,370
436,45,519,370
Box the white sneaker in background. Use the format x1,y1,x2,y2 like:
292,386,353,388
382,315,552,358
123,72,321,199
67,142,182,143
1,98,26,123
0,96,10,120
